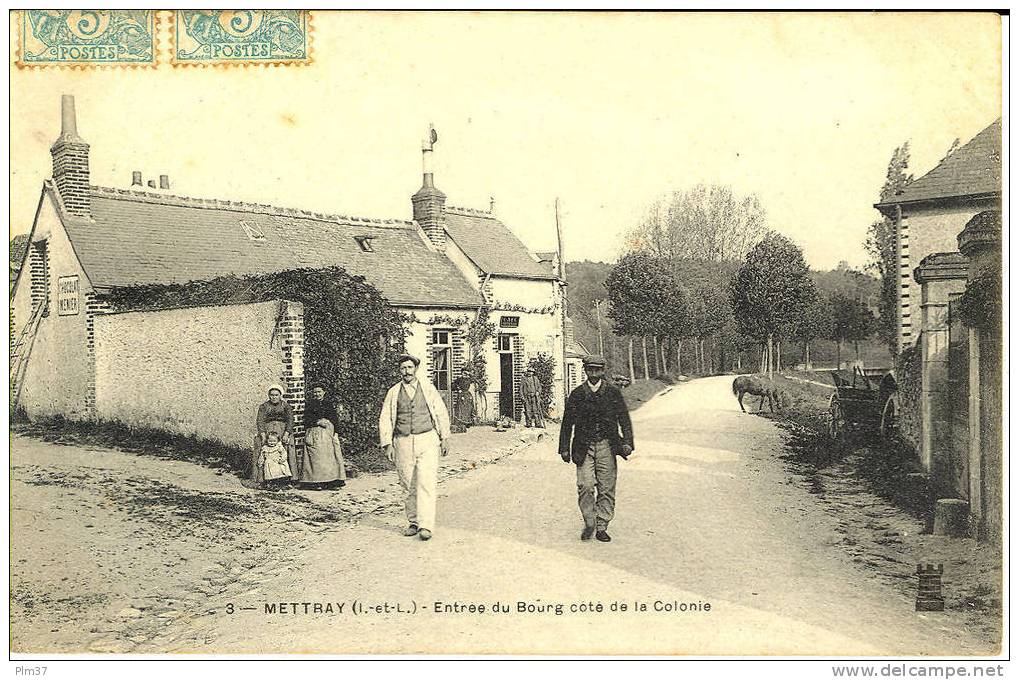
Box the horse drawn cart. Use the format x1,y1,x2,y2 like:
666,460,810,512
826,365,898,440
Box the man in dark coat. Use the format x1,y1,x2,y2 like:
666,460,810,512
558,355,634,542
521,367,544,428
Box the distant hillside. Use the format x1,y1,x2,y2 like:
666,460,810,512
811,262,881,315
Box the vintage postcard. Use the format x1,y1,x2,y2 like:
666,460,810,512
7,10,1005,664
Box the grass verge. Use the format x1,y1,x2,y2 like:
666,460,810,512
754,371,931,519
12,416,251,475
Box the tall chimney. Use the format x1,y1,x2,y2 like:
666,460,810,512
159,174,170,190
147,179,156,188
50,95,91,218
131,171,142,186
411,125,446,250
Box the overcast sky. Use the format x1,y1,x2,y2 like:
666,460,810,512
9,11,1001,271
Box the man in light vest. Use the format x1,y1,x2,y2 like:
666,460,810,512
379,353,451,541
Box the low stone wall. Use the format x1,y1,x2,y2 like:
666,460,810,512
93,300,304,449
895,341,922,460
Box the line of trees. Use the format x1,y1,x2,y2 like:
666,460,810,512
601,185,879,381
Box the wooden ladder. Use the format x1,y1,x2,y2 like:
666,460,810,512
10,303,45,414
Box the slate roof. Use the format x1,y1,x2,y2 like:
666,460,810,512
877,119,1002,207
444,207,557,280
534,250,559,276
59,184,483,308
566,336,590,359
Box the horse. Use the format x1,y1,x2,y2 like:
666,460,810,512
732,375,781,413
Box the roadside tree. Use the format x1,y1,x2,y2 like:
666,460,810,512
730,232,816,376
827,293,877,366
606,252,675,381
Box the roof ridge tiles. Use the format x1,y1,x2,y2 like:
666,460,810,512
445,204,494,218
89,184,416,228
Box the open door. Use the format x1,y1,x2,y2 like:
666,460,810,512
499,353,515,418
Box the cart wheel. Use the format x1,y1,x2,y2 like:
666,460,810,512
828,392,844,440
879,395,898,438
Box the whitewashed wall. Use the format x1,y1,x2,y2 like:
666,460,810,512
94,300,293,448
488,276,566,418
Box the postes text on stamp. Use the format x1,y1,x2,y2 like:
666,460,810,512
173,10,310,66
18,10,156,66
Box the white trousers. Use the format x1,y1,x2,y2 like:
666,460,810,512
393,430,440,531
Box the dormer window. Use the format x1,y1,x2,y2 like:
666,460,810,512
240,219,265,241
355,236,375,252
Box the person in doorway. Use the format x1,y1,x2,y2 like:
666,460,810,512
379,354,451,541
451,367,476,433
558,355,635,543
297,383,347,490
254,385,295,486
521,366,545,428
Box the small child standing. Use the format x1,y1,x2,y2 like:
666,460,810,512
258,431,292,491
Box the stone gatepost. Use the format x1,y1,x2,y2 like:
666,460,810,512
957,210,1002,542
913,252,968,501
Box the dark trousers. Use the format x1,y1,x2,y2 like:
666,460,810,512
523,394,544,427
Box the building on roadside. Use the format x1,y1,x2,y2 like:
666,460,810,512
10,95,567,447
876,116,1002,545
874,119,1001,352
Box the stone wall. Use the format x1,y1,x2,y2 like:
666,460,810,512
977,330,1002,542
93,300,303,449
895,342,922,459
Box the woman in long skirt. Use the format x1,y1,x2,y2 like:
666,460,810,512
296,383,347,490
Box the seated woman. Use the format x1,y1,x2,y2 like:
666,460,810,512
254,385,296,485
296,383,347,490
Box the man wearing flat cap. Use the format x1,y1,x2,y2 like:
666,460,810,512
558,355,634,543
379,353,451,541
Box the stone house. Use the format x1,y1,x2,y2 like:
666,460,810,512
875,119,1001,352
10,96,568,449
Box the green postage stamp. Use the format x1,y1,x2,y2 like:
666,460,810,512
172,10,311,66
17,10,311,67
18,10,156,66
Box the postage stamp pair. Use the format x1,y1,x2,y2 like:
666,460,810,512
17,10,310,67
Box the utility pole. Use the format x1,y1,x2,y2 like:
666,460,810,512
555,198,568,408
593,299,606,356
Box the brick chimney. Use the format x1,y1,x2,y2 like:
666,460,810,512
50,95,91,218
411,125,446,250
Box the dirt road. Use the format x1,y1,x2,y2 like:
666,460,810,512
153,376,998,655
11,376,999,655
